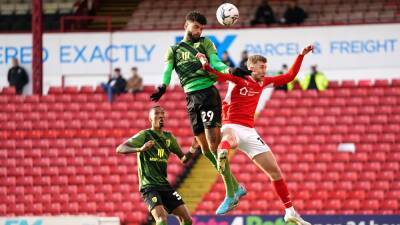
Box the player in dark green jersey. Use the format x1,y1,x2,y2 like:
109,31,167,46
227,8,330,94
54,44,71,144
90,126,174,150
116,106,192,225
150,11,246,214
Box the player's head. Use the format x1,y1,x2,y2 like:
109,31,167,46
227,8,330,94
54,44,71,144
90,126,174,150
149,105,165,130
247,55,267,81
184,11,207,42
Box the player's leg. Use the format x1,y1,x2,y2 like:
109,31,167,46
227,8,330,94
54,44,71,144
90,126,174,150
196,130,235,209
251,149,310,225
162,189,191,225
204,127,221,167
188,86,239,214
151,206,169,225
201,89,238,209
219,127,246,199
195,133,218,169
171,205,192,225
187,92,219,169
142,190,168,225
214,127,245,214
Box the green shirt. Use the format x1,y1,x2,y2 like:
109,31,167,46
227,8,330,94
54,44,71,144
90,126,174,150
163,37,228,93
127,129,184,191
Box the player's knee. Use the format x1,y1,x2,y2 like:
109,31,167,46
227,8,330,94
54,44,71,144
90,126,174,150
222,136,237,149
269,169,282,180
182,218,192,225
155,216,168,225
207,136,219,150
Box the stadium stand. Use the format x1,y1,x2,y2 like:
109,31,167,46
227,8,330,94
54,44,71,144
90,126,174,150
1,0,399,31
0,0,81,31
125,0,400,30
0,85,195,225
196,79,400,215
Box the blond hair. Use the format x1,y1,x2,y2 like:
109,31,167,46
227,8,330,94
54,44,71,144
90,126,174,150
247,55,267,67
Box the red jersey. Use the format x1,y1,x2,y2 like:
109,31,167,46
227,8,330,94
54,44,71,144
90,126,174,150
205,55,304,128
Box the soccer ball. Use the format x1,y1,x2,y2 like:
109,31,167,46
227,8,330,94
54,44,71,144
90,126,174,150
216,3,239,26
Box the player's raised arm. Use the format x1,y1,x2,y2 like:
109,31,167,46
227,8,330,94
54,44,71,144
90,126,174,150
203,37,230,73
150,47,174,102
264,45,313,87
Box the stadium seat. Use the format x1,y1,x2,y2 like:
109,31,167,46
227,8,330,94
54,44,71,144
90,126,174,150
1,86,16,95
48,87,63,95
3,80,400,218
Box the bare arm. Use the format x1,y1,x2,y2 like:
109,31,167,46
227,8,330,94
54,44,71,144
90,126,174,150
116,140,154,154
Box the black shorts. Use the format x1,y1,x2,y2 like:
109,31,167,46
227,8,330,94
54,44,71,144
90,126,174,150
141,188,184,213
186,86,222,135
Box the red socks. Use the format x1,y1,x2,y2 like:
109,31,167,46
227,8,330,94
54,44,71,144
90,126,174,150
218,140,231,153
272,178,293,208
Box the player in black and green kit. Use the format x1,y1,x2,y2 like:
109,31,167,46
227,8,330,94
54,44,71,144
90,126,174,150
116,106,192,225
150,11,246,214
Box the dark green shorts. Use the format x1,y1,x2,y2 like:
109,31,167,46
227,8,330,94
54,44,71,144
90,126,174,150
141,188,184,213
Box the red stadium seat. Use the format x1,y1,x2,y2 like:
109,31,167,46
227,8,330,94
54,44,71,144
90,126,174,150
80,85,94,93
374,79,389,87
63,86,79,94
48,87,63,95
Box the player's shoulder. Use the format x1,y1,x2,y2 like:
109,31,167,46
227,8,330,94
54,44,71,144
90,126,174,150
201,37,215,45
130,129,148,139
162,130,174,138
140,129,158,136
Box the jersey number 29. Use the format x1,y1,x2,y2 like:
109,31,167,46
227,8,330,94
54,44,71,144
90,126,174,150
201,111,214,123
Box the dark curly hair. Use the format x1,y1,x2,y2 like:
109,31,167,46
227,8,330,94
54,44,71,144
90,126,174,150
185,11,207,25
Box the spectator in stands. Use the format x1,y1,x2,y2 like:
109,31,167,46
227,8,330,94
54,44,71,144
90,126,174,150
301,65,328,91
7,58,29,95
101,68,127,102
274,64,289,91
283,1,308,25
251,0,276,26
126,67,143,93
222,51,235,68
274,64,301,91
239,50,248,70
74,0,94,15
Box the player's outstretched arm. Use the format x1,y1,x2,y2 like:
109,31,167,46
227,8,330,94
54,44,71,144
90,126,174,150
116,140,154,154
301,45,314,56
181,138,201,163
150,48,175,102
209,53,230,73
196,54,245,84
266,45,313,87
168,136,198,163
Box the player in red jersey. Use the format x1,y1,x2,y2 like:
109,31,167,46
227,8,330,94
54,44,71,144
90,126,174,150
197,45,313,225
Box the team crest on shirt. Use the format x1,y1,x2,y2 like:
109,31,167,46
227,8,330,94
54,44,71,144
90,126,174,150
239,87,248,96
166,139,171,147
152,197,158,203
239,87,259,96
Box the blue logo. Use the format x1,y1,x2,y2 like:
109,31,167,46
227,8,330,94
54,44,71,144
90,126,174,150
5,219,43,225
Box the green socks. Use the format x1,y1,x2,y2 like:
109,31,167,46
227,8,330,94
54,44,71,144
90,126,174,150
203,150,238,198
204,150,218,170
156,221,167,225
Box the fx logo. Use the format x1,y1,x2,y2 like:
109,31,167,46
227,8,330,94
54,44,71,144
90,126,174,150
5,219,43,225
175,35,237,58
